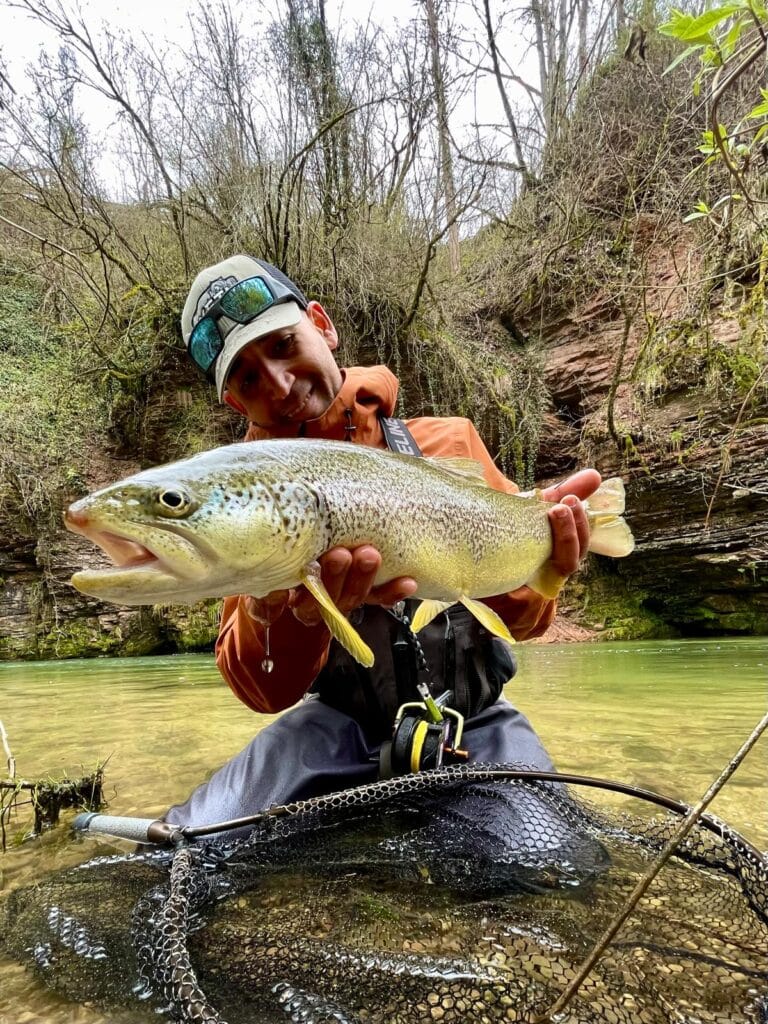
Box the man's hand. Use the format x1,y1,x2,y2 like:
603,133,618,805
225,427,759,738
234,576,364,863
291,546,418,627
242,589,292,627
540,469,602,578
244,547,417,630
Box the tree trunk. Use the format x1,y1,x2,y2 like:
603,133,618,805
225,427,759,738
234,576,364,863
423,0,460,275
482,0,531,187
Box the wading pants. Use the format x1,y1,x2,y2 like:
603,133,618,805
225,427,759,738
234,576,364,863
164,696,554,839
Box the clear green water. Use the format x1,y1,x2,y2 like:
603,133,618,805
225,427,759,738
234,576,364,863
0,638,766,1023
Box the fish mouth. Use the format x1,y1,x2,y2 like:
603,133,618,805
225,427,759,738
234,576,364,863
83,530,161,571
65,507,214,602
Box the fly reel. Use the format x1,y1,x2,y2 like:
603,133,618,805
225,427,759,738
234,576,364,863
379,690,468,778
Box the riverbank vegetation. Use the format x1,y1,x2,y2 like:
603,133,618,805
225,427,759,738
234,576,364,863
0,0,766,657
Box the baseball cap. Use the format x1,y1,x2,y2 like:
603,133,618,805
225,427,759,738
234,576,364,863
181,255,309,400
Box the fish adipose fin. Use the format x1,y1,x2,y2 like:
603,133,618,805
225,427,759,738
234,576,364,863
412,597,514,644
300,565,375,668
527,477,635,599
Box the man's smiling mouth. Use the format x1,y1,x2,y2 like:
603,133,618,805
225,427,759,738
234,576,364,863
283,389,312,420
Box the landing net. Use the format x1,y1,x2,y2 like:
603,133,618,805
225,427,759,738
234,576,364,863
3,764,767,1023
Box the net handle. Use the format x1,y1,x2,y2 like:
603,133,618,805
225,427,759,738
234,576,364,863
77,767,762,861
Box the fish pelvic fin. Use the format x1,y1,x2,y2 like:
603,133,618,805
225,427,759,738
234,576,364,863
411,599,453,633
459,597,515,644
300,565,375,668
586,477,635,558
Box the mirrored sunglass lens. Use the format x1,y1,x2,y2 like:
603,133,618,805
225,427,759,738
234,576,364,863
220,277,273,321
189,318,222,372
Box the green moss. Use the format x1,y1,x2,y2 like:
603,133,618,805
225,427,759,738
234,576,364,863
0,634,38,660
166,602,218,651
165,601,221,652
36,620,130,660
681,599,768,635
569,569,678,641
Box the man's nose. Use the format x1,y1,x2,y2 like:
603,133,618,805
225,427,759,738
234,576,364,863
260,362,294,399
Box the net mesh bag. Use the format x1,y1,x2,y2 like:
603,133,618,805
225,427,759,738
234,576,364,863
3,763,767,1024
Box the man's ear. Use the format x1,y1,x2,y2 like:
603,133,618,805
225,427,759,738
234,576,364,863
307,300,338,350
223,390,248,416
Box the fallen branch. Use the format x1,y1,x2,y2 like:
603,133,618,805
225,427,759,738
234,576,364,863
0,765,106,850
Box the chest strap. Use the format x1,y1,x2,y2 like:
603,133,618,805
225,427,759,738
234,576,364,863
379,416,422,458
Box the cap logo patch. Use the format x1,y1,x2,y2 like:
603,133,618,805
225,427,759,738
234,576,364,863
193,275,239,328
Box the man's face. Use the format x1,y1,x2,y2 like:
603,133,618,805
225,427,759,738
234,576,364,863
223,302,343,429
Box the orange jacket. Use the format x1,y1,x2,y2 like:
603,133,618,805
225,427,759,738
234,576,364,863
215,366,556,712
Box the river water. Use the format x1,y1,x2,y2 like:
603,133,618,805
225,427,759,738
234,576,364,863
0,637,766,1023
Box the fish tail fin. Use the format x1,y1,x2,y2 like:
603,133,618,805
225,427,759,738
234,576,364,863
459,597,515,644
300,566,374,668
585,477,635,557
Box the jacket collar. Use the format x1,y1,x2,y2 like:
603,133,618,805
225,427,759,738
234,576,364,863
245,365,399,444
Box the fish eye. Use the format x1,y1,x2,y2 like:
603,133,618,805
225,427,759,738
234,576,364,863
156,488,193,516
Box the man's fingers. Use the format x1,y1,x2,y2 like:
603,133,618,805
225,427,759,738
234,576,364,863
368,577,418,606
542,468,601,504
244,590,290,625
336,545,382,611
319,547,354,604
548,504,581,577
563,494,590,559
290,548,349,626
291,545,384,626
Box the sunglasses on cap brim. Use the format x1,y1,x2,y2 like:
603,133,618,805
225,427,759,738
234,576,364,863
188,275,300,378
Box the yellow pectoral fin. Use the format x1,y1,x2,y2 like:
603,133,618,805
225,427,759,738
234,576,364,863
459,597,515,644
299,567,375,668
411,599,454,633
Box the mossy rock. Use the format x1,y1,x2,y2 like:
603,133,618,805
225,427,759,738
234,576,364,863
569,565,678,641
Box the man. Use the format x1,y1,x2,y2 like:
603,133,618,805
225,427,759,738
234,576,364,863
165,255,600,832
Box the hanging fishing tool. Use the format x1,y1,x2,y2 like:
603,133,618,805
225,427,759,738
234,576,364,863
379,603,469,778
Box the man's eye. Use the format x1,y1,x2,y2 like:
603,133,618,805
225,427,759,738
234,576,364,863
273,336,293,356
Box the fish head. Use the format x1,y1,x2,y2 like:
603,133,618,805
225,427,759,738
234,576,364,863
64,446,320,605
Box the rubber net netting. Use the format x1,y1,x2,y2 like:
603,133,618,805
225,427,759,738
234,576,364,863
2,764,767,1024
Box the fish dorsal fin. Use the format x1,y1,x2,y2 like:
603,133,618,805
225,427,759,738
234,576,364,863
300,564,375,667
426,457,490,485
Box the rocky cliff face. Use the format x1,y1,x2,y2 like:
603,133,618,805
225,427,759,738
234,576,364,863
533,218,768,637
0,427,229,660
0,219,765,659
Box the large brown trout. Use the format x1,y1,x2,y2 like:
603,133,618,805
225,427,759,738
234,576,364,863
64,439,634,665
